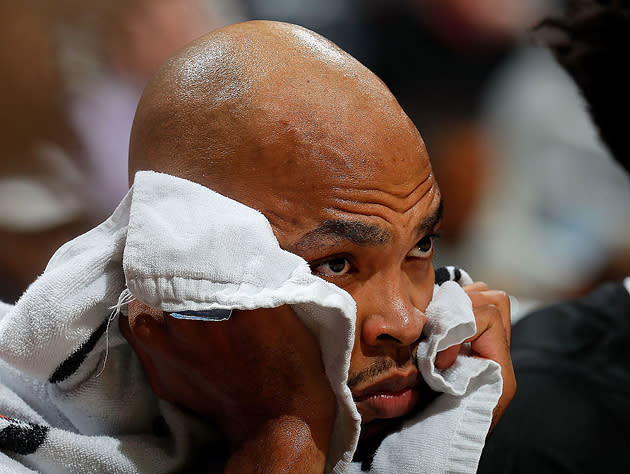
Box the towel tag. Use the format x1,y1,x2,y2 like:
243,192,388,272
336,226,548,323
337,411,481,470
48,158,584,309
170,309,233,321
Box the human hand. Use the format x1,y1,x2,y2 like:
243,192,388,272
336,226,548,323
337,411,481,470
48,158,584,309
433,282,516,430
120,302,335,472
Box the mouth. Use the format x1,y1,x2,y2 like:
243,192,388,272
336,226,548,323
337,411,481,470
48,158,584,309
352,371,421,422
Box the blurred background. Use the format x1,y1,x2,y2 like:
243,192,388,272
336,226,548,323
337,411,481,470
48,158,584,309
1,0,628,314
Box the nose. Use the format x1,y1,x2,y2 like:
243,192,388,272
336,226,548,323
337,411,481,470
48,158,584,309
359,272,430,348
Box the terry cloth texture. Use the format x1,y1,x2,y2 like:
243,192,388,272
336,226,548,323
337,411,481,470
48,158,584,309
0,171,501,473
349,268,503,474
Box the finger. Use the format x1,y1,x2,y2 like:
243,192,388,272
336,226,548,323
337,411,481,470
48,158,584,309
466,290,512,343
435,344,461,369
462,281,489,292
465,304,516,428
464,304,509,364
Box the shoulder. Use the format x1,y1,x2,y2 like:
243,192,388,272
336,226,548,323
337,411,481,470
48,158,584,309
511,280,630,361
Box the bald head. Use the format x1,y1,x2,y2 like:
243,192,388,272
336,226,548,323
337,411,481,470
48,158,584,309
129,20,427,203
126,24,444,432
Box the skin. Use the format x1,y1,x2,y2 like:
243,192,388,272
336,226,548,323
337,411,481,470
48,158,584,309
120,20,515,473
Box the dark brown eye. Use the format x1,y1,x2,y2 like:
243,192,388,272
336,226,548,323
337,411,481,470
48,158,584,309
408,236,434,258
418,236,432,252
312,257,351,276
327,258,347,273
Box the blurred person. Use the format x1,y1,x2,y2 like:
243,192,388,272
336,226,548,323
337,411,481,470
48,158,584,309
431,0,628,302
478,1,630,472
65,0,217,219
0,0,222,302
0,21,515,473
0,0,92,303
436,44,630,304
416,0,554,49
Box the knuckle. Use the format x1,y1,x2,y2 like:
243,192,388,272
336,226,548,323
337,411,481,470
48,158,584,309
486,289,508,303
485,303,500,316
496,290,509,300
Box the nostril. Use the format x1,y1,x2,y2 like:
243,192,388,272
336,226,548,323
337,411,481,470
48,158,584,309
376,333,402,344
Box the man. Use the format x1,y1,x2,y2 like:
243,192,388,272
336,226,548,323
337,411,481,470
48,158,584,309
0,21,514,472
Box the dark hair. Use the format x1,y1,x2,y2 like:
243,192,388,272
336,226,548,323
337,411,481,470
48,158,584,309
536,0,630,172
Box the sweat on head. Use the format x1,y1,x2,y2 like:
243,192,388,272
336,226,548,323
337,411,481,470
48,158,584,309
128,20,430,205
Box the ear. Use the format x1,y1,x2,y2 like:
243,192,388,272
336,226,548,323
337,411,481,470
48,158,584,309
121,300,170,360
126,300,166,332
119,300,173,400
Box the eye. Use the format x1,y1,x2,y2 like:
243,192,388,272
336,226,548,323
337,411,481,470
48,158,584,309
408,235,436,258
311,257,352,276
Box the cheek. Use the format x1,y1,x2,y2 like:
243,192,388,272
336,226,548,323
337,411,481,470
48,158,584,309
404,260,435,312
346,261,434,366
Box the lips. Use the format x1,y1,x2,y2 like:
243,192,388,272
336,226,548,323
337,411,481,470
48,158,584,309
353,372,421,422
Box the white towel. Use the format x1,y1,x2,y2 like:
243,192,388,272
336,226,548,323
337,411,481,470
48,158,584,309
350,270,503,473
0,171,501,473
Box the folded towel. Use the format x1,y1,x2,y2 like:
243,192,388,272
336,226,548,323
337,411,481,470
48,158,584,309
0,171,501,473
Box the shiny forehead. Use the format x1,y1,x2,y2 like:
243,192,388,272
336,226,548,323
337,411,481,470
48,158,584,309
130,20,435,240
130,20,406,179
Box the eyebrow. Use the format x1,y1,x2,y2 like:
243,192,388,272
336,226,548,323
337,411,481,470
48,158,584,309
288,198,443,254
418,198,443,234
289,220,390,254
